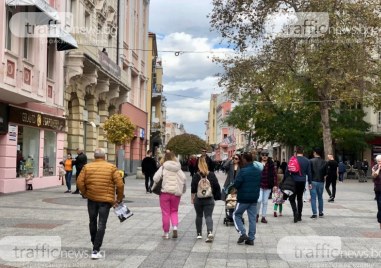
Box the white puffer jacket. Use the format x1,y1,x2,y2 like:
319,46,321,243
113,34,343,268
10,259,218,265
153,160,186,196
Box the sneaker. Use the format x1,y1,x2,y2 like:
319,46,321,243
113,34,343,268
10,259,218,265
279,213,283,217
245,240,254,246
261,217,268,223
205,232,214,243
310,215,317,219
162,233,169,239
319,213,324,218
328,197,334,202
273,212,277,217
172,230,178,239
72,191,79,194
197,233,202,239
237,234,248,244
64,190,71,193
91,250,102,259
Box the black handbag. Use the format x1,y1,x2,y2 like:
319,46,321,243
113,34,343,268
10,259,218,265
152,168,163,195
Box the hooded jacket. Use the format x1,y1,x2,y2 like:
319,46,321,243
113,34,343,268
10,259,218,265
153,160,186,196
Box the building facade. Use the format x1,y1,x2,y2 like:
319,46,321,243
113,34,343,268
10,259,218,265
0,0,77,193
165,121,185,148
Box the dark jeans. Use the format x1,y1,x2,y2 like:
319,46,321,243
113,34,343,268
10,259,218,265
65,171,72,191
338,172,345,182
376,191,381,223
145,173,154,192
194,198,215,234
87,199,111,252
325,176,337,198
288,181,306,216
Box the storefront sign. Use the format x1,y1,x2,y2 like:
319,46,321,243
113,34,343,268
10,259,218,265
99,51,121,78
8,125,16,141
9,106,65,131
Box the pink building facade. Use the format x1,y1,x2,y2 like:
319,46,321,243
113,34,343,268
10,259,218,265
0,0,77,193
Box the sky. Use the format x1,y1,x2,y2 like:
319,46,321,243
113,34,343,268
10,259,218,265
148,0,229,139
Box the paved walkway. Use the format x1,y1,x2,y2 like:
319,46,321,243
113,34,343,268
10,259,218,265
0,172,380,268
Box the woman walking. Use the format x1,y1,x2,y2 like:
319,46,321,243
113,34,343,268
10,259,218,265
153,152,187,239
371,155,381,229
222,154,242,200
191,157,221,242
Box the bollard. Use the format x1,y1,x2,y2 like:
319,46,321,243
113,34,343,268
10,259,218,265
136,167,144,180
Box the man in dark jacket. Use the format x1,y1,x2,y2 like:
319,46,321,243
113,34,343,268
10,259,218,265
72,148,87,194
196,148,214,172
310,147,327,219
232,152,261,246
325,154,338,202
141,150,158,193
285,146,312,223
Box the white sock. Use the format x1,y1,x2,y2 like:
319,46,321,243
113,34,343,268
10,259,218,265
173,226,177,230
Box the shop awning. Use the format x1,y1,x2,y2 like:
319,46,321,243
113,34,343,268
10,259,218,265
6,0,60,25
48,25,78,51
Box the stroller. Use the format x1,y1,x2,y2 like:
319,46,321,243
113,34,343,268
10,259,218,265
222,182,244,226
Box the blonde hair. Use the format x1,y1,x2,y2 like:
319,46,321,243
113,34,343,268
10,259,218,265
163,152,176,163
198,157,209,177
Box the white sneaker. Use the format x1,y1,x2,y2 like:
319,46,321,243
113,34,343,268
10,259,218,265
205,232,214,243
91,251,103,259
196,233,202,239
162,233,169,239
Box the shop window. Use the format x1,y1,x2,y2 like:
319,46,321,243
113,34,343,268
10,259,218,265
44,131,57,176
17,126,40,178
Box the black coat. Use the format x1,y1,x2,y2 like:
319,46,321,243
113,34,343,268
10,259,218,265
191,172,221,201
141,157,158,175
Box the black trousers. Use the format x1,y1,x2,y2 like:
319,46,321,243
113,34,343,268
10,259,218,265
325,176,337,198
145,173,154,192
376,191,381,224
289,181,306,216
87,199,111,252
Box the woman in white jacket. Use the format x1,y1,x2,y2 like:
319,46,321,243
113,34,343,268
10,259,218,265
153,152,186,239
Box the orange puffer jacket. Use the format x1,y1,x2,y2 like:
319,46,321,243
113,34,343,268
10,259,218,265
77,159,124,205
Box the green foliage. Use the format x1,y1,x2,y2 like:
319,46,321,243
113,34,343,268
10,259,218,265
103,114,135,145
210,0,381,155
166,134,209,155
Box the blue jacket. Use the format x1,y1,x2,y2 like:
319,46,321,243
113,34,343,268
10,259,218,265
233,162,261,203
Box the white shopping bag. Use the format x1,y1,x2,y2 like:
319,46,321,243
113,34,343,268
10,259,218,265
114,203,133,222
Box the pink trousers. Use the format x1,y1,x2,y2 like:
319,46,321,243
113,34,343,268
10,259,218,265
159,192,181,233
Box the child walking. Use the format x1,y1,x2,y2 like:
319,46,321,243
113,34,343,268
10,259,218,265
25,172,33,190
273,186,284,217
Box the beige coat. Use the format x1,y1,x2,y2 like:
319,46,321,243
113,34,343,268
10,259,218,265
153,160,186,196
77,159,124,205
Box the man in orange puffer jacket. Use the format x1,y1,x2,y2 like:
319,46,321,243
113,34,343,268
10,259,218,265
77,148,124,260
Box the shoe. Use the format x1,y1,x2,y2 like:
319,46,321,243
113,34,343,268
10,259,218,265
72,191,79,194
303,199,307,202
256,214,259,223
237,234,248,244
172,230,178,239
297,214,302,222
196,233,202,239
311,215,317,219
205,232,214,243
273,212,277,217
245,240,254,246
319,213,324,217
279,213,283,217
328,197,334,202
293,213,298,223
64,190,71,193
261,217,268,223
162,233,169,239
91,250,102,259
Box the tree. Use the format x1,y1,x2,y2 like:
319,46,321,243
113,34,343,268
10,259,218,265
210,0,381,155
103,114,135,146
166,134,209,155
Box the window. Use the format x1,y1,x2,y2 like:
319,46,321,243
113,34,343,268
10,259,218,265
17,126,40,178
43,131,57,176
85,11,90,29
378,111,381,125
6,8,13,50
47,41,55,79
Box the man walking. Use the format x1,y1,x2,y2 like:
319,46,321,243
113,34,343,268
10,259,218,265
72,148,87,194
232,152,261,246
325,154,338,202
286,146,312,223
77,148,124,259
141,150,158,193
310,147,327,219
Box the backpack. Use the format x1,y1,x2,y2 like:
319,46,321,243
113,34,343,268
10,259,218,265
288,156,301,175
197,175,213,198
